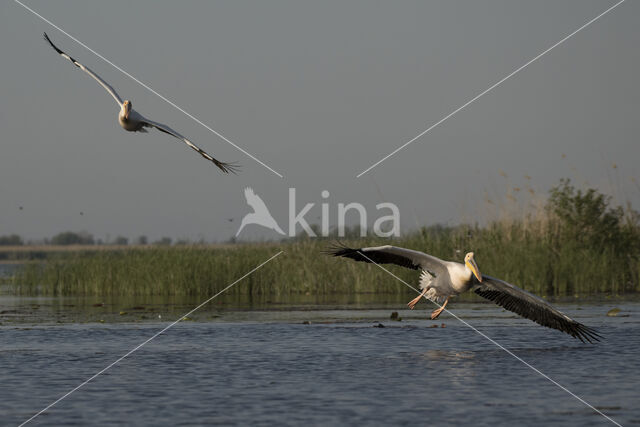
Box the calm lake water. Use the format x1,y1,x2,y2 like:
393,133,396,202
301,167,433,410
1,294,639,427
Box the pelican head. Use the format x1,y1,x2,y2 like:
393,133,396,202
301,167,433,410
122,100,132,120
464,252,482,282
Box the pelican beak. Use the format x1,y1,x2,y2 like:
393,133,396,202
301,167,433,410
123,101,130,119
466,257,482,282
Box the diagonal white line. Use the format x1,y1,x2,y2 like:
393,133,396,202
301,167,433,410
18,251,284,427
354,251,622,427
356,0,626,177
14,0,284,178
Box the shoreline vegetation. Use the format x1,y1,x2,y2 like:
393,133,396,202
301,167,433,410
4,179,640,297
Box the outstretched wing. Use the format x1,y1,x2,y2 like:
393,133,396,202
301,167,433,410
244,187,271,214
473,275,601,343
141,119,239,173
44,33,123,105
326,244,448,276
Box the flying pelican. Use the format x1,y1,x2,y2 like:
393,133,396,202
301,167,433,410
43,33,238,173
236,187,285,236
328,244,600,343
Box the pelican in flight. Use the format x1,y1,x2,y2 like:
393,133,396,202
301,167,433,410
44,33,238,173
236,187,285,236
328,245,601,343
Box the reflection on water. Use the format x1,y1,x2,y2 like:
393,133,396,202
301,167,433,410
418,349,478,387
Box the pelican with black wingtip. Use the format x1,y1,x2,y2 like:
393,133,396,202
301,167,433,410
43,33,238,173
327,244,601,343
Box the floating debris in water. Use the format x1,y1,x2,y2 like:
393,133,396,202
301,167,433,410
607,308,621,317
441,323,446,328
428,324,438,328
119,311,127,316
390,312,401,321
181,316,194,321
373,323,385,328
92,303,104,307
302,321,311,325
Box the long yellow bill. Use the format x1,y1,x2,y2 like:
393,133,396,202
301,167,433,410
466,258,482,282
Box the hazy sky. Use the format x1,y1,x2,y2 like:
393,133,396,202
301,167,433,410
1,0,638,242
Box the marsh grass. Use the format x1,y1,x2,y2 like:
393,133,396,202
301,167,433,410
10,180,640,297
10,226,639,297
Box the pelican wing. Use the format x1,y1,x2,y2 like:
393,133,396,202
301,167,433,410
44,33,123,105
327,244,448,275
473,275,601,343
141,119,238,173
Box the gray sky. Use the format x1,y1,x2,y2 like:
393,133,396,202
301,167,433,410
1,0,638,242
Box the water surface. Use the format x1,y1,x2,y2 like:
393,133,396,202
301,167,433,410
1,297,639,426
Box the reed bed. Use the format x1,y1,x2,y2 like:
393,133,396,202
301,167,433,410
10,226,639,297
10,180,640,297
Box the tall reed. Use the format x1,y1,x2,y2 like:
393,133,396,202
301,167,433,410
10,226,639,297
10,180,640,297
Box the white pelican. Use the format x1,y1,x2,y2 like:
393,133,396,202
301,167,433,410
328,244,601,343
44,33,238,173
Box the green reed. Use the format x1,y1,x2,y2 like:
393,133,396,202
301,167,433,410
9,224,639,297
10,180,640,297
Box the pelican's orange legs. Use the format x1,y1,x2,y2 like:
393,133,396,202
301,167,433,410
407,288,428,310
430,297,449,320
